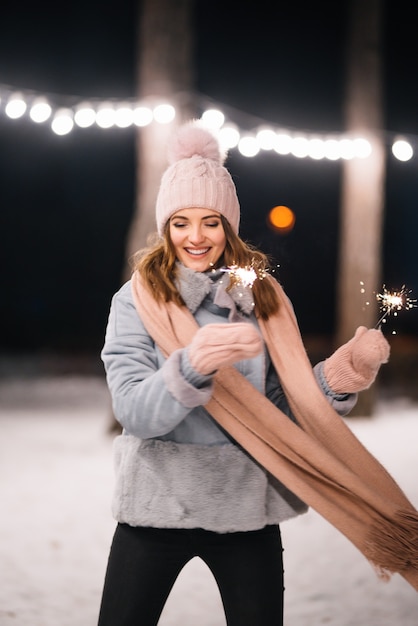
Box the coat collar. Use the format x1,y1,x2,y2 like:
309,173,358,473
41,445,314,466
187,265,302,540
174,262,255,317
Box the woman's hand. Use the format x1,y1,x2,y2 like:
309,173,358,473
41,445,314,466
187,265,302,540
323,326,390,394
188,323,263,375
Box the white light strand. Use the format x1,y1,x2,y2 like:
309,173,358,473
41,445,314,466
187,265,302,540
0,84,415,163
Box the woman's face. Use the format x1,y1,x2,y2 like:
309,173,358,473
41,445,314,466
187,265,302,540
169,207,227,272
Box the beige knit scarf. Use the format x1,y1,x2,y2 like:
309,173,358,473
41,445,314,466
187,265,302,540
131,270,418,591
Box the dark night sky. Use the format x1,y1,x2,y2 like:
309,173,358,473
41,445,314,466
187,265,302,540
1,0,417,357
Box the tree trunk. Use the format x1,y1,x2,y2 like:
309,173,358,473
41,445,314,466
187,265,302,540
337,0,385,416
124,0,197,270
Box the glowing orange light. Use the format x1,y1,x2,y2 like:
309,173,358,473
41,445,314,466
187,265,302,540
268,205,295,232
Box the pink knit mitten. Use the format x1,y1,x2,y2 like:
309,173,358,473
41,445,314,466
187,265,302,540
189,323,263,375
323,326,390,394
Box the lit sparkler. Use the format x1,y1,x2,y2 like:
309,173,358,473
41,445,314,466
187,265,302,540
221,263,269,288
375,284,417,328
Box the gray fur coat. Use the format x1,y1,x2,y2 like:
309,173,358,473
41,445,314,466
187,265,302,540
101,265,355,532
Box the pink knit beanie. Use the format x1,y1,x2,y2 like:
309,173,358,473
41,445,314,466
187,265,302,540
155,121,240,235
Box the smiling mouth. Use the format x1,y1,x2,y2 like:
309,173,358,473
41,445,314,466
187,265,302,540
185,247,210,256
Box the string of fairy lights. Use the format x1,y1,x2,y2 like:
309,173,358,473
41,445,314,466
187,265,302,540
0,83,416,163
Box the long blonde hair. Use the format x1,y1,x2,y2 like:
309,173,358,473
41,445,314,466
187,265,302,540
131,216,280,320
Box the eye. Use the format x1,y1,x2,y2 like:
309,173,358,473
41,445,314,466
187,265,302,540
205,221,221,228
172,221,187,228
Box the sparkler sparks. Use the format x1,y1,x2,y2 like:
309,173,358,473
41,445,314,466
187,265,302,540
375,284,417,328
221,263,269,288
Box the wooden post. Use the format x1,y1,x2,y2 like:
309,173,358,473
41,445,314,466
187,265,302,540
337,0,385,416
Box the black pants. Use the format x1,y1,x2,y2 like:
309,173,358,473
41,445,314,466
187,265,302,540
98,523,284,626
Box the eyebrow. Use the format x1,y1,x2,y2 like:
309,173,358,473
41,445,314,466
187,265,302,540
171,213,221,221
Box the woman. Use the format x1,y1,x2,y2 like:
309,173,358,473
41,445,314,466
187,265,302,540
98,121,391,625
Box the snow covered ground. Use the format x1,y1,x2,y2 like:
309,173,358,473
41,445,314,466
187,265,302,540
0,375,417,626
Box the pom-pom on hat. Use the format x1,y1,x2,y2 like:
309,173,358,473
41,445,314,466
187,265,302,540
155,121,240,235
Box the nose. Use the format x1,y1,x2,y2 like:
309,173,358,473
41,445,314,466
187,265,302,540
188,225,205,245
